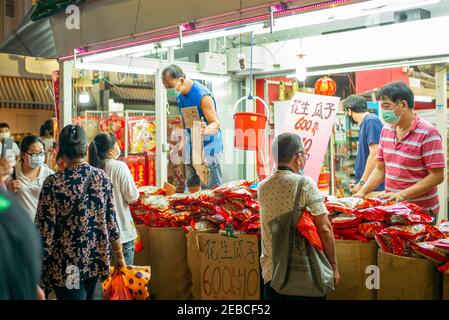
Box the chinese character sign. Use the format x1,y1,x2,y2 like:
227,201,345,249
277,93,341,182
198,234,260,300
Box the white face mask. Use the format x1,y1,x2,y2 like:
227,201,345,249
0,132,11,140
114,147,121,160
28,154,45,168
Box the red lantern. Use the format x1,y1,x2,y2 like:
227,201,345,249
314,76,337,96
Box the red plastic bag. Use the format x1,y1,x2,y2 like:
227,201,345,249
325,197,381,215
411,241,449,263
331,215,363,229
438,261,449,274
297,210,323,251
375,224,428,256
102,266,151,300
375,233,412,256
358,222,387,239
375,202,433,225
103,271,134,300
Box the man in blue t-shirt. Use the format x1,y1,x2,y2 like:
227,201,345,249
161,64,223,192
343,95,385,195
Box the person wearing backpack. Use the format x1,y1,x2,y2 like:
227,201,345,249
258,132,339,300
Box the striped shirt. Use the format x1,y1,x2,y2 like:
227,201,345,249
377,114,445,214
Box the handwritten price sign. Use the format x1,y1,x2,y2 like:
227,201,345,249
198,234,260,300
276,93,341,182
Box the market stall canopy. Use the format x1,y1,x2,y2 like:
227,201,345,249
109,84,154,106
31,0,80,22
0,8,57,59
49,0,343,58
0,76,54,110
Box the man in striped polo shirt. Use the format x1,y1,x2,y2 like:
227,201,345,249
355,82,445,216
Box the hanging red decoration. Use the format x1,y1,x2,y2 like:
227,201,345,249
314,76,337,96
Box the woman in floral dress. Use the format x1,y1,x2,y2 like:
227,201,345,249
35,125,126,300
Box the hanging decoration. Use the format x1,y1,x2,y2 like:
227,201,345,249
314,76,337,96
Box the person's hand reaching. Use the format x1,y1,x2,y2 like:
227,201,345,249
0,158,14,186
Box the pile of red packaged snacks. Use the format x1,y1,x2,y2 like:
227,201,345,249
325,196,435,243
326,196,449,273
129,181,260,236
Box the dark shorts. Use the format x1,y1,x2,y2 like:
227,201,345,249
185,154,223,189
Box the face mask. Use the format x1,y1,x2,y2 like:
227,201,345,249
0,132,10,140
347,114,357,125
28,154,45,168
382,105,402,125
114,147,121,160
166,88,180,97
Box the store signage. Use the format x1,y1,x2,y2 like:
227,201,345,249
198,233,260,300
276,92,341,182
334,113,347,145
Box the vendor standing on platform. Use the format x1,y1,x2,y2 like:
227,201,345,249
343,95,385,196
161,64,223,193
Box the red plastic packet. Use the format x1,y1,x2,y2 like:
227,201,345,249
375,224,428,256
358,222,387,239
331,215,363,229
438,261,449,274
376,202,433,225
411,241,449,263
297,210,323,251
325,197,381,215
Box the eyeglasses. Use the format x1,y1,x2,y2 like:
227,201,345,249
26,152,45,158
296,152,310,160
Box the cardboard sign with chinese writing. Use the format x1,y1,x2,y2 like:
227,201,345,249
181,106,200,128
276,93,341,182
197,233,260,300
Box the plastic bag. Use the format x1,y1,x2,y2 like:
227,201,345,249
331,215,363,229
325,196,381,215
375,224,428,256
358,222,387,239
438,261,449,274
411,241,449,263
103,270,133,300
376,202,433,225
102,266,151,300
297,210,323,251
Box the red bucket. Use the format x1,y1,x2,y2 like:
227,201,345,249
234,112,267,151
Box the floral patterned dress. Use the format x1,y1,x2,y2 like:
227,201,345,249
35,163,120,291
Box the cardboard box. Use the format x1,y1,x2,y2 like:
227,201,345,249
134,224,151,266
442,273,449,300
196,233,260,300
134,225,191,300
186,229,218,300
378,250,442,300
327,240,378,300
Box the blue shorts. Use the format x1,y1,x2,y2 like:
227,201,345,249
185,154,223,189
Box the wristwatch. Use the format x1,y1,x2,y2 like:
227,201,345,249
359,179,366,186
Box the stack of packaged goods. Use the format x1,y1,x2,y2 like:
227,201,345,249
129,181,260,237
325,197,434,244
325,196,449,274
